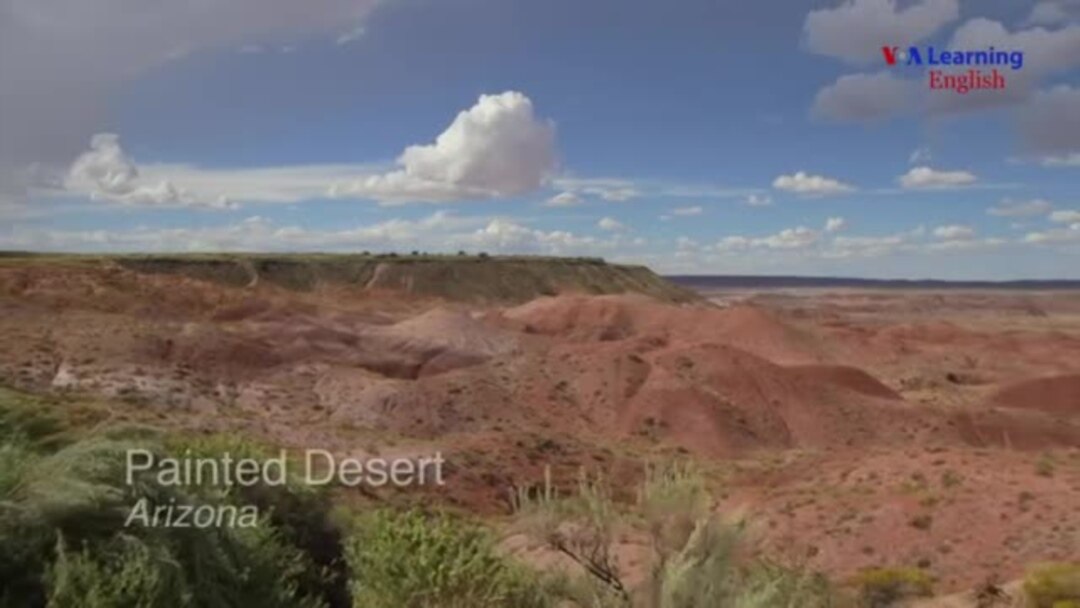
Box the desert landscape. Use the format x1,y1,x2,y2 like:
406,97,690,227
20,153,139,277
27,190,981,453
0,253,1076,606
6,0,1080,603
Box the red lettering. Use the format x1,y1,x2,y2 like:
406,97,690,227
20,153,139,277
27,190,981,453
882,46,898,66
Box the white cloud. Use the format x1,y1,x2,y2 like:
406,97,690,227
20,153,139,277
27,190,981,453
65,134,235,209
710,226,822,253
909,147,932,165
898,166,977,189
551,177,630,195
956,19,1080,75
551,177,756,203
987,198,1054,217
597,217,626,231
58,133,404,207
1018,86,1080,159
744,193,773,207
755,227,820,249
331,91,557,204
1024,223,1080,244
951,20,1080,81
0,211,478,252
825,217,847,232
773,171,855,196
336,25,366,45
67,134,138,196
1041,153,1080,167
53,127,767,212
238,44,265,54
139,163,384,204
803,0,960,64
676,236,699,251
931,20,1080,114
1050,209,1080,223
827,234,908,258
592,187,638,202
812,71,919,122
1027,1,1080,25
925,237,1006,252
0,211,644,258
544,191,583,208
461,218,637,255
651,221,1025,269
671,205,703,216
933,224,976,239
549,178,640,202
714,236,751,252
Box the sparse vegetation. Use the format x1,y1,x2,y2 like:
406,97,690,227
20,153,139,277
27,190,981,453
513,468,631,604
1023,563,1080,608
940,469,963,488
849,567,933,607
1035,454,1056,478
345,509,555,608
513,462,838,608
909,514,933,531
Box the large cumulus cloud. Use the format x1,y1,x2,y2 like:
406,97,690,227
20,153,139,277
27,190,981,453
332,91,557,204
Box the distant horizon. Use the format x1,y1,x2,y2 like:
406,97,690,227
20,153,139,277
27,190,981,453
666,273,1080,288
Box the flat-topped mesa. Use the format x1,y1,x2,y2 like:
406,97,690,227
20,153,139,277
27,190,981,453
108,253,701,303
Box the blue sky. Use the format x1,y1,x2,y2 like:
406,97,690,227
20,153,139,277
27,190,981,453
1,0,1079,279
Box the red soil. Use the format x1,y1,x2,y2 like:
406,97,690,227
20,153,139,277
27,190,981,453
2,263,1079,591
989,373,1080,416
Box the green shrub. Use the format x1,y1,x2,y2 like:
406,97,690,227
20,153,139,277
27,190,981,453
1,434,330,608
514,463,839,608
0,388,70,451
45,535,184,607
655,515,743,608
850,567,933,607
1024,563,1080,608
345,509,553,608
653,518,837,608
638,461,712,558
163,433,348,605
733,561,838,608
1035,455,1056,478
940,470,963,488
513,469,631,603
0,390,334,608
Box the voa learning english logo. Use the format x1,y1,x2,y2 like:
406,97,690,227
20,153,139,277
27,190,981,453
882,45,1024,94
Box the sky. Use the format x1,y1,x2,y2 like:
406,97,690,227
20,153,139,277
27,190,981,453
1,0,1079,279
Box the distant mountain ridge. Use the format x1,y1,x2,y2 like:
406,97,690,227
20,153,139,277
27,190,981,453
668,274,1080,290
